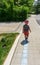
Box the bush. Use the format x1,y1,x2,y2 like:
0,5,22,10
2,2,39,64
0,5,28,21
0,8,7,21
0,0,14,22
1,38,6,42
13,6,27,21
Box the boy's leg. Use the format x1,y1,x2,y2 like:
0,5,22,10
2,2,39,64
25,35,28,42
25,35,28,39
25,33,29,40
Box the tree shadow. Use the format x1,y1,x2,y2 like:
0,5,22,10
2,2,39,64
21,39,29,45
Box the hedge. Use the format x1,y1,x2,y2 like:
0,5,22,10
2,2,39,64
0,6,28,22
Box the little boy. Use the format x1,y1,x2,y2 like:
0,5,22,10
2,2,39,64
23,20,31,40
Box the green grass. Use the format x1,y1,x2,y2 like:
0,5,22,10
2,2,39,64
0,33,19,65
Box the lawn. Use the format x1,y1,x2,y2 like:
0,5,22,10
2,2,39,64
0,33,19,65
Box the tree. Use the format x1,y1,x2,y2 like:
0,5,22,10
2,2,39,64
36,0,40,13
33,0,40,14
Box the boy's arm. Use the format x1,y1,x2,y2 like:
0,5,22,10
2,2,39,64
29,26,31,32
22,25,24,33
30,28,31,32
22,27,24,33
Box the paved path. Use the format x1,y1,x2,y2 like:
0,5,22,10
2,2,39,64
32,14,40,25
28,16,40,65
10,34,28,65
10,15,40,65
0,22,23,33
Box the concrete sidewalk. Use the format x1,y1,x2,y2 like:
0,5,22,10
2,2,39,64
10,16,40,65
0,22,23,33
28,16,40,65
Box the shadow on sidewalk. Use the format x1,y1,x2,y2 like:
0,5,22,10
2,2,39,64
21,40,29,45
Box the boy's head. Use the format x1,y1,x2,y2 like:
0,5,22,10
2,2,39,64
24,20,29,24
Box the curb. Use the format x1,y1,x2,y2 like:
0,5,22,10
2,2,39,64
3,30,22,65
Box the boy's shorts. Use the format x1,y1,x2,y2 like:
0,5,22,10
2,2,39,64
23,31,29,36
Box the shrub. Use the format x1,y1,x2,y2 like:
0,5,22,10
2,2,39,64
0,5,28,21
12,6,27,21
0,0,14,22
1,38,6,42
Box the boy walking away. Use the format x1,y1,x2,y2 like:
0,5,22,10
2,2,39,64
23,20,31,41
